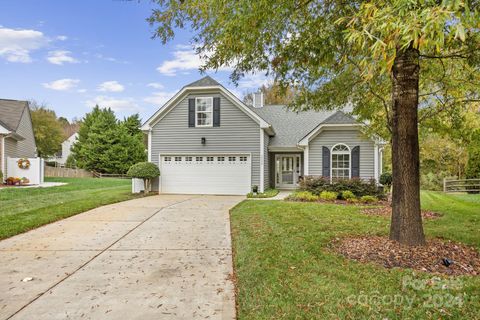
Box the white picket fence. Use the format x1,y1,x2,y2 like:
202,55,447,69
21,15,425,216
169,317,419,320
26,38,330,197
443,178,480,193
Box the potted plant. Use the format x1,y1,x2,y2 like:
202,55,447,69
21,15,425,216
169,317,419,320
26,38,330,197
252,185,258,195
21,177,30,185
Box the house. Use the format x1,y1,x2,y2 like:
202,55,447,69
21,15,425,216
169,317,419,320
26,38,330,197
140,76,383,195
53,132,78,166
0,99,37,179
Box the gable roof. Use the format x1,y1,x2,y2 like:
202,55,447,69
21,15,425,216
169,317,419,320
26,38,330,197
185,76,221,87
249,106,357,147
0,99,28,132
142,76,273,133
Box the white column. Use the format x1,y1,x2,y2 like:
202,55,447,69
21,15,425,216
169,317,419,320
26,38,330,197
303,145,309,176
147,129,152,162
1,136,4,181
259,128,265,193
374,144,379,182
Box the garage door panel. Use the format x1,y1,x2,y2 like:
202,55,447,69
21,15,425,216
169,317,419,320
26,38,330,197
160,155,251,195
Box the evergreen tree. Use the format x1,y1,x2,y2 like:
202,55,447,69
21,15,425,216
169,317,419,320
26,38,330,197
71,106,146,173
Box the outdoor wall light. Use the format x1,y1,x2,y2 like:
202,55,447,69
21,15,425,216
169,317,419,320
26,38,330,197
201,137,206,145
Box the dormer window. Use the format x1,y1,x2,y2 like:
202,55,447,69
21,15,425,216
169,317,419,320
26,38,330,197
195,97,213,127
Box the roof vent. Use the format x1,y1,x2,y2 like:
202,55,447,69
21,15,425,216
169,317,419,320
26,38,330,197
252,91,264,108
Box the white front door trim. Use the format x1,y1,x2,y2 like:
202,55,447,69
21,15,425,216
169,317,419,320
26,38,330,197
275,154,302,189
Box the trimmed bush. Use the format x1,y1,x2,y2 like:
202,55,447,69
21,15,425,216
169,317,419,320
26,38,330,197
320,191,338,201
299,176,382,198
379,172,392,187
360,195,378,203
287,191,319,202
127,162,160,194
340,190,356,200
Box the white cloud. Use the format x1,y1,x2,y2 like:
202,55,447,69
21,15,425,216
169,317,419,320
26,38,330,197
97,81,125,92
94,53,128,64
0,27,47,63
77,89,87,93
47,50,79,65
42,78,80,91
144,90,178,106
238,73,271,89
157,45,231,76
147,82,164,89
56,35,68,41
86,96,141,113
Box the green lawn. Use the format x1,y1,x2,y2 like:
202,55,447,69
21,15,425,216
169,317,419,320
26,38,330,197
0,177,143,239
230,191,480,319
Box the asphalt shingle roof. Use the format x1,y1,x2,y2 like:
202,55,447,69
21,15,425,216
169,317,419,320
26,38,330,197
249,105,356,147
185,76,221,87
0,99,27,132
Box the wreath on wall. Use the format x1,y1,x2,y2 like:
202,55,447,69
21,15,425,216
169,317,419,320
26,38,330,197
17,158,31,170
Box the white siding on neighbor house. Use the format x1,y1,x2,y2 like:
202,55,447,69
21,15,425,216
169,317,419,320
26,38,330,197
4,108,36,177
308,128,375,180
150,90,262,190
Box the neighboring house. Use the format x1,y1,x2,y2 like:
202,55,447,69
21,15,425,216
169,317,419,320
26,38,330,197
53,132,78,165
141,76,384,195
0,99,37,179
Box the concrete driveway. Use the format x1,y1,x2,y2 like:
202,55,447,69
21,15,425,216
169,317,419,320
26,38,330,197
0,194,243,320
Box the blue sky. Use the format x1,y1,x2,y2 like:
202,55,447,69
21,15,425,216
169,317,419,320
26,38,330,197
0,0,268,122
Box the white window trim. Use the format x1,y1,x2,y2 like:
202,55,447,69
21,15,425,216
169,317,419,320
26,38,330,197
330,143,351,181
195,97,213,127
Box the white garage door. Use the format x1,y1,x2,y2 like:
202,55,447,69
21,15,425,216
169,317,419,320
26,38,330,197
160,155,251,195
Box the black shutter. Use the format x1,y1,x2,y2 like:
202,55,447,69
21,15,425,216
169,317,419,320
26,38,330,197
188,98,195,127
351,146,360,178
213,97,220,127
322,146,330,177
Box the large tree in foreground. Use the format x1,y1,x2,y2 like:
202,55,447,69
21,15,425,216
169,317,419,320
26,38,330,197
149,0,480,245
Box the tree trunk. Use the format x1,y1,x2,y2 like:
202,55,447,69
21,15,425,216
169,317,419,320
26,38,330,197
143,178,150,194
389,45,426,246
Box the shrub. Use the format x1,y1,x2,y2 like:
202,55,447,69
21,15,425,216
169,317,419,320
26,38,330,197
466,130,480,194
360,195,378,203
379,172,392,187
299,176,382,198
347,197,359,204
287,191,319,202
127,162,160,194
340,190,356,200
0,170,3,182
420,171,455,191
65,154,76,168
320,191,338,201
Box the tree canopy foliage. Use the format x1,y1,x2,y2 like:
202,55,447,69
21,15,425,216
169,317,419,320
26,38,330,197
30,102,64,157
243,82,298,106
71,106,146,173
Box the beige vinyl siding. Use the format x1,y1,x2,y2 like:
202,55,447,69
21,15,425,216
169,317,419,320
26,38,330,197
308,128,375,179
151,91,261,188
4,107,36,177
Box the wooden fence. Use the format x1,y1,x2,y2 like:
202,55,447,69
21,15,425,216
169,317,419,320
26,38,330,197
44,166,93,178
443,178,480,193
92,171,128,179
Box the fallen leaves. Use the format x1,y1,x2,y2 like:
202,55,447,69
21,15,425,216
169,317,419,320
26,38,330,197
331,236,480,276
362,206,442,219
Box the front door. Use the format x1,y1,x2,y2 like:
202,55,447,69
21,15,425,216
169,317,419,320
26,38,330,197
275,154,301,189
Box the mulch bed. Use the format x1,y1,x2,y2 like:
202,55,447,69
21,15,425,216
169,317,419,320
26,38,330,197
362,206,442,219
331,236,480,276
